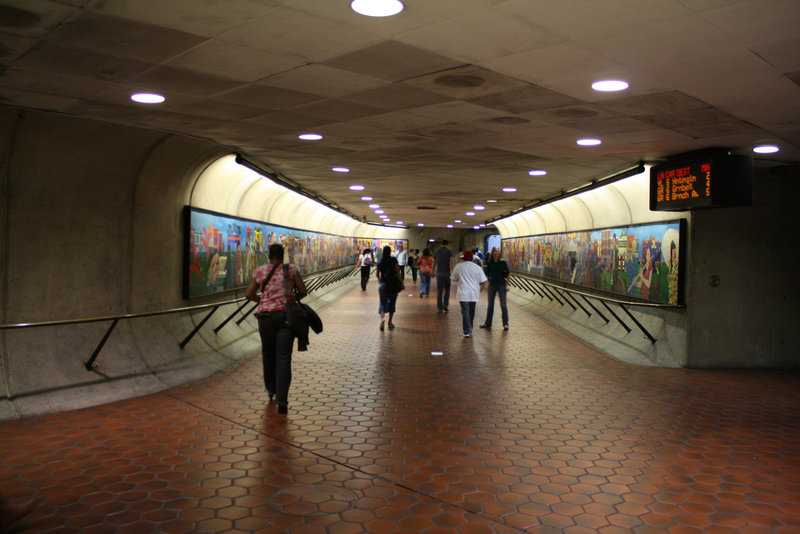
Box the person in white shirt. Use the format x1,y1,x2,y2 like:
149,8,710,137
395,243,408,281
450,250,487,337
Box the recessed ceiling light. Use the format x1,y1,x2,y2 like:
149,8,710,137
473,225,480,230
130,93,165,104
577,138,602,146
374,209,385,214
361,196,373,201
396,221,403,225
502,187,517,193
466,211,475,216
473,205,485,210
350,0,404,17
349,184,365,191
487,199,497,203
332,167,350,173
480,224,486,227
299,133,323,141
454,219,462,223
447,224,453,228
418,223,425,227
528,169,547,176
591,80,629,92
368,203,380,209
754,145,779,154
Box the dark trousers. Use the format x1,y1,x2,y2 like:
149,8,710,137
460,301,476,335
360,265,370,290
411,267,417,282
398,265,406,280
257,310,293,406
485,283,509,327
436,276,451,311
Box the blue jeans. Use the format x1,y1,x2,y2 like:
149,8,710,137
257,310,293,406
460,301,476,335
436,275,451,311
419,273,431,295
485,283,509,327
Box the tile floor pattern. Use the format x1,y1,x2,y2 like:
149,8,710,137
2,280,800,533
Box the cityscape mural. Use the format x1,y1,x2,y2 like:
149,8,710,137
184,207,407,298
502,220,684,305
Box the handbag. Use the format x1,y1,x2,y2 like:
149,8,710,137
283,265,322,336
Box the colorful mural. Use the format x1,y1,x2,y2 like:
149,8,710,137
503,220,684,305
185,207,407,298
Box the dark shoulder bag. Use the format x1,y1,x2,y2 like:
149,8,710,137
283,265,323,336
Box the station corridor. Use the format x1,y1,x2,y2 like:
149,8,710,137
1,280,799,533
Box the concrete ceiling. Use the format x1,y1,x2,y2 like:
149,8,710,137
1,0,799,228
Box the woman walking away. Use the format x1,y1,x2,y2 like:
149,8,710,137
480,247,510,330
409,249,419,283
417,248,434,298
376,245,403,330
246,243,307,415
358,248,373,291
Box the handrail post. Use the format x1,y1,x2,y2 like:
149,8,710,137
601,301,631,333
84,319,119,370
179,306,219,349
214,300,251,334
581,295,609,323
236,303,258,325
618,304,656,344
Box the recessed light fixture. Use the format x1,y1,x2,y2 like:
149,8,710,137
447,224,454,228
754,145,779,154
299,133,323,141
487,199,497,203
350,0,404,17
473,205,485,210
502,187,517,193
368,203,380,209
332,167,350,173
130,93,165,104
361,196,373,201
454,219,462,223
591,80,629,92
577,138,602,146
431,351,444,356
480,224,486,227
349,184,365,191
418,223,425,227
473,225,480,230
528,169,547,176
374,209,385,214
396,221,403,225
466,211,476,216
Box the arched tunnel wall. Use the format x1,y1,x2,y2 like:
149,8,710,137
0,107,408,420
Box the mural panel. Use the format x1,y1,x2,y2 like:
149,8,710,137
503,220,685,305
184,207,407,298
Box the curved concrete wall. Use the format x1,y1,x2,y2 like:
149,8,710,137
0,108,407,421
494,169,691,367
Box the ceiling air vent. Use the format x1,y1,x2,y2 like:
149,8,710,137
417,206,437,210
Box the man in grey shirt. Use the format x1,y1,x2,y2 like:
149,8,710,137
433,240,454,312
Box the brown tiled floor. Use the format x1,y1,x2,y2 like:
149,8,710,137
2,281,800,533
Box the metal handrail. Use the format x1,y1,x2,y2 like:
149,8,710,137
0,263,357,369
508,271,684,344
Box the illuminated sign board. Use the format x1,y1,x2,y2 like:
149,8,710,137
650,150,752,212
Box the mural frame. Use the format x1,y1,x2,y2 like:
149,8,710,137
183,207,407,299
502,219,686,305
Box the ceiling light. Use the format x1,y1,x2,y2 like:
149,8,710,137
502,187,517,193
754,145,779,154
454,219,462,223
487,199,497,203
591,80,629,92
350,0,404,17
473,225,480,230
332,167,350,173
130,93,165,104
374,209,385,214
349,184,365,191
418,223,425,227
473,205,485,210
466,211,475,216
480,224,486,227
299,133,323,141
577,138,602,146
447,224,453,228
361,196,373,201
528,169,547,176
368,203,380,209
396,221,403,225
